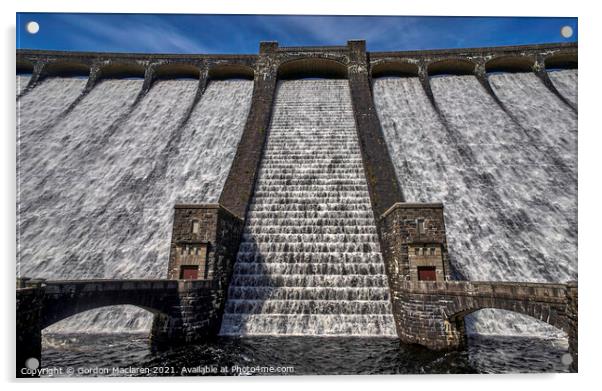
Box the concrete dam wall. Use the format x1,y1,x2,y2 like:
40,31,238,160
16,41,577,337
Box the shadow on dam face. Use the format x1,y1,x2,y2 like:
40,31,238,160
485,56,536,73
545,52,578,70
428,59,476,77
208,64,255,81
278,58,348,80
371,61,419,79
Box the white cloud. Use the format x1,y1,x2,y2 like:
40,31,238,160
56,14,209,53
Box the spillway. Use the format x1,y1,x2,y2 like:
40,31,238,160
17,75,31,95
373,74,577,336
17,78,253,332
220,79,397,336
548,69,578,109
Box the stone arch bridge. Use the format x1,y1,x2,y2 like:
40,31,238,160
16,277,578,376
16,279,224,377
390,280,577,356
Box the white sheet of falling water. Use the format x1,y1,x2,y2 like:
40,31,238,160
17,77,87,170
547,69,578,109
17,75,31,95
373,74,576,338
18,78,253,333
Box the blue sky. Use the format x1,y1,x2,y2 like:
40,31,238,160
16,13,577,54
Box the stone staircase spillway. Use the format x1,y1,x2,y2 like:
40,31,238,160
219,79,398,336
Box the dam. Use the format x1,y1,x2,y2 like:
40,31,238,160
16,40,577,374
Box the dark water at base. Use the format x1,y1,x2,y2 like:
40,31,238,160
41,333,571,376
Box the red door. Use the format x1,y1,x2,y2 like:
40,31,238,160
418,266,437,281
180,265,199,280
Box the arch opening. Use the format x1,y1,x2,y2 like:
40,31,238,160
485,56,535,73
371,61,419,78
452,308,568,339
456,308,571,373
155,63,202,80
428,59,476,77
545,52,578,71
43,304,157,335
208,64,254,81
98,63,146,79
44,61,91,78
278,58,348,80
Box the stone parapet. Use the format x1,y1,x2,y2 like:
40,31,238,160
16,278,227,377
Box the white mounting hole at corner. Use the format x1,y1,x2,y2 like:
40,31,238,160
560,25,573,39
26,21,40,34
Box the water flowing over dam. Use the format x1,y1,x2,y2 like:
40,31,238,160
372,73,577,336
16,41,577,352
220,80,397,336
547,69,578,109
17,77,253,332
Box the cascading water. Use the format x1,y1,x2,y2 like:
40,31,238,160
17,74,31,95
17,77,87,147
220,79,397,336
547,69,578,109
17,78,253,333
372,74,576,337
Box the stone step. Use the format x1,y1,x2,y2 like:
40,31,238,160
219,314,398,336
246,210,375,219
224,300,393,315
249,199,371,207
244,218,378,227
253,184,368,192
247,205,372,213
240,232,379,242
232,262,386,275
257,175,366,181
235,251,383,264
243,225,377,235
237,241,380,254
252,190,370,197
253,179,367,186
226,286,391,301
259,155,363,160
229,274,390,288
